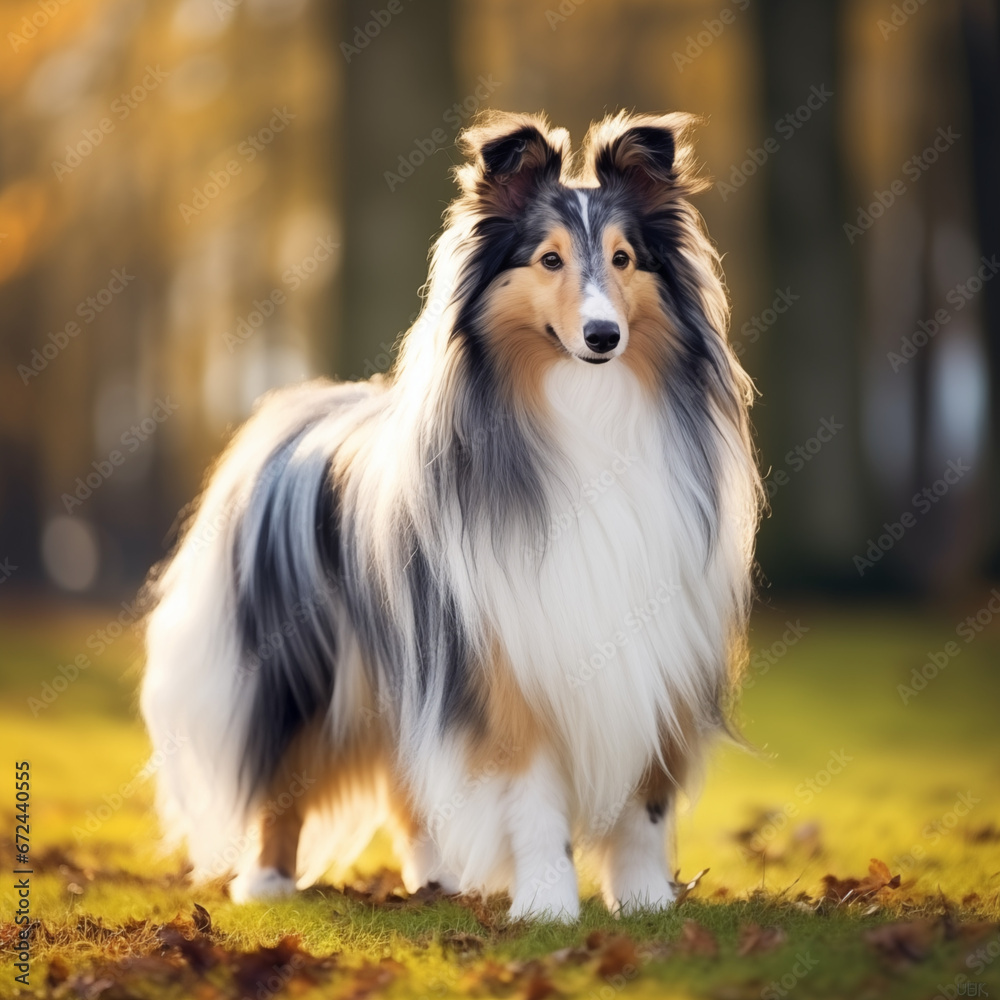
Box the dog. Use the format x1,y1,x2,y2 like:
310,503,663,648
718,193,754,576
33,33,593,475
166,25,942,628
140,111,762,921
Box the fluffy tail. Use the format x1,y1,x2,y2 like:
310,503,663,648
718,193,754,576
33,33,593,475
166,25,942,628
140,379,377,879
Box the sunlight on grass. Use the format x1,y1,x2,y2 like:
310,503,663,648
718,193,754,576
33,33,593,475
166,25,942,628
1,600,998,999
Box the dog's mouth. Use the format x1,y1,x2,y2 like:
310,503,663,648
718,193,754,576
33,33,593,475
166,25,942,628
545,325,617,365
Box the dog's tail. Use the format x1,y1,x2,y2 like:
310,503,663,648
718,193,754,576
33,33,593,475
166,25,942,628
140,379,378,879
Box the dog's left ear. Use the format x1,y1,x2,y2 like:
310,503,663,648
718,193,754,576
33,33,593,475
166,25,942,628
584,113,700,203
457,112,568,216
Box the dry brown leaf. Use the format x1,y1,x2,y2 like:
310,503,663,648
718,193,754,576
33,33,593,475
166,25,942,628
821,858,900,905
45,954,70,987
596,935,639,977
341,957,403,1000
523,971,559,1000
441,930,485,954
864,920,936,965
191,903,212,934
737,923,787,956
673,867,709,905
677,920,718,958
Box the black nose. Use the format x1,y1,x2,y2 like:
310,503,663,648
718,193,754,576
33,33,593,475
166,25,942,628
583,320,620,354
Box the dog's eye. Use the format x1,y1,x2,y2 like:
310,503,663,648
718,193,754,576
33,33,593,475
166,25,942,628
540,252,563,270
612,250,630,269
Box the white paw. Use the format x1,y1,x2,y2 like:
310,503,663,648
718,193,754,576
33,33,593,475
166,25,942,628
509,879,580,922
230,866,297,903
605,873,676,915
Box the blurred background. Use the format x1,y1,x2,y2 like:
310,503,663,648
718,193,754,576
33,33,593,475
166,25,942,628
0,0,997,603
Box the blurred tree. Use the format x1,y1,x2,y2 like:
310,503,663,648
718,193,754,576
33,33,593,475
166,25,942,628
961,0,1000,577
338,0,458,381
754,0,866,589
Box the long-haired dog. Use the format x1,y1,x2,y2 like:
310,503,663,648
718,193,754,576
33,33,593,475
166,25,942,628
141,111,762,921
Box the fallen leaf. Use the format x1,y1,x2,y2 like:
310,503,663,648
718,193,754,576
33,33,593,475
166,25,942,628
673,867,709,905
192,903,212,935
677,920,718,958
596,935,638,977
45,954,70,987
821,858,900,905
864,920,936,965
523,971,559,1000
441,931,485,954
737,923,787,956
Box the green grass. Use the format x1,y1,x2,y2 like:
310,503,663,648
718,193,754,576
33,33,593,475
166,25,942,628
1,598,998,999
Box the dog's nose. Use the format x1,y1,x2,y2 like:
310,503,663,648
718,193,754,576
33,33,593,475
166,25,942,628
583,320,620,354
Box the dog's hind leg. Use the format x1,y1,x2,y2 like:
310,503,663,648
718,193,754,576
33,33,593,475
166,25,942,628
230,805,302,902
385,781,460,894
597,793,676,914
597,762,680,914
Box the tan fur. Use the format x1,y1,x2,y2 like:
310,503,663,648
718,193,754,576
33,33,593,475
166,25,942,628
621,269,673,396
465,639,544,778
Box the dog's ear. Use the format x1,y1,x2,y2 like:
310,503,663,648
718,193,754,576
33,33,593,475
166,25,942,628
457,113,567,215
584,113,703,204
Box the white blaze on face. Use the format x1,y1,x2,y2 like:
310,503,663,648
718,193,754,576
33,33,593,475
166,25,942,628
573,190,629,357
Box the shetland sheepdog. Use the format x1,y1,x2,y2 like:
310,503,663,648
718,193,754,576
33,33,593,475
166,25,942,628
140,111,762,921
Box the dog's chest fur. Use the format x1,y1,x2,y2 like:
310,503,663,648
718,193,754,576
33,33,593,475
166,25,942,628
471,360,713,828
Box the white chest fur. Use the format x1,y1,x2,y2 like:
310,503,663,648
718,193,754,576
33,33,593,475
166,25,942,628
477,360,723,833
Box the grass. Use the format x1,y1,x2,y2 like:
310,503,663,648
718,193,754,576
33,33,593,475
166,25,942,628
1,596,998,999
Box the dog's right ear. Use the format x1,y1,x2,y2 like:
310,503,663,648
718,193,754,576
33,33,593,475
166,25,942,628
456,113,567,216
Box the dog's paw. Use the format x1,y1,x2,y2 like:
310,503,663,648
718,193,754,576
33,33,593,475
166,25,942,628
605,875,677,915
400,837,462,896
508,888,580,923
229,866,297,903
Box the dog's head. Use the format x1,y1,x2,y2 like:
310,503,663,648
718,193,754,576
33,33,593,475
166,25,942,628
450,111,710,388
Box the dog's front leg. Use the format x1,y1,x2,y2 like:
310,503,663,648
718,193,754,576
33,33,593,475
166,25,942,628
504,751,579,922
